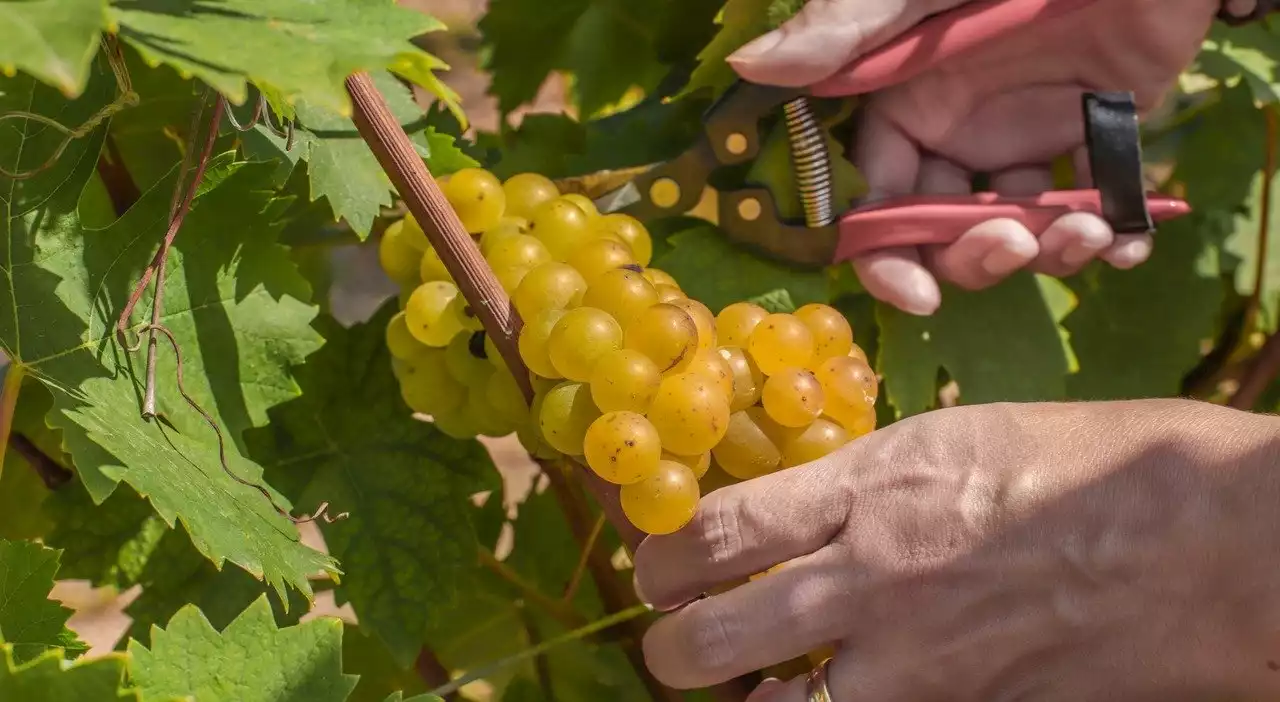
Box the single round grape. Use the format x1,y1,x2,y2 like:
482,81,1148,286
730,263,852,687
433,409,478,440
716,302,768,348
386,311,430,361
581,268,659,329
668,297,716,356
377,220,424,287
465,383,516,438
441,168,506,234
620,460,700,535
718,346,764,412
663,451,710,479
484,333,506,370
642,268,679,288
590,349,661,414
398,213,430,250
513,262,587,320
568,238,636,284
487,233,552,272
548,307,623,382
624,303,699,373
781,418,851,468
494,265,532,294
849,343,869,365
583,411,662,484
418,245,452,283
405,281,464,346
480,216,532,257
762,368,825,428
748,313,815,376
795,303,854,363
530,373,559,396
446,294,484,332
517,415,560,459
592,213,653,266
487,367,529,424
398,350,465,416
503,173,560,219
712,410,782,480
654,284,684,303
518,308,566,379
445,332,490,385
685,351,734,406
529,198,593,260
815,356,879,429
845,404,877,437
749,405,803,447
561,193,600,218
539,381,602,455
647,372,731,455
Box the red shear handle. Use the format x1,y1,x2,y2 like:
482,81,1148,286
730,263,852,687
831,190,1191,263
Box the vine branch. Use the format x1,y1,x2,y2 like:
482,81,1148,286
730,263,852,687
477,547,588,631
11,433,72,490
1231,104,1280,410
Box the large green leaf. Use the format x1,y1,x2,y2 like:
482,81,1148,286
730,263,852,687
1194,22,1280,105
679,0,774,99
0,0,108,96
0,539,86,663
0,646,137,701
128,596,358,702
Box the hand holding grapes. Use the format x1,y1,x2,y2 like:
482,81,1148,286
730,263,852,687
633,398,1280,701
727,0,1221,315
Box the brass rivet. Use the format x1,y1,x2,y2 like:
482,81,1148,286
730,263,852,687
737,198,762,221
650,178,681,208
725,133,748,155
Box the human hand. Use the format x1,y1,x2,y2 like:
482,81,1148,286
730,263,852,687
728,0,1220,315
633,399,1280,700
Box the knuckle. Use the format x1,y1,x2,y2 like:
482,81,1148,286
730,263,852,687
694,491,745,567
685,603,740,680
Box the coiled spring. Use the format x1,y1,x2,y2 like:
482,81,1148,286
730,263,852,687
782,97,835,227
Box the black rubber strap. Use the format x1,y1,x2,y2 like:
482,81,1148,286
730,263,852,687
1219,0,1278,25
1082,91,1152,234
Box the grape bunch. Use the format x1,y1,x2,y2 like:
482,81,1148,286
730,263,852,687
378,166,880,537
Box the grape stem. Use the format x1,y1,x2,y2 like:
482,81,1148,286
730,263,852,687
1232,104,1279,411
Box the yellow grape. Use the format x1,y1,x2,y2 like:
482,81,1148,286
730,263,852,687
487,233,552,272
398,350,465,416
480,216,532,257
513,262,587,319
548,307,623,382
487,367,529,424
568,238,636,284
620,460,700,535
762,367,825,428
685,351,734,405
518,308,566,379
503,173,559,219
405,281,464,346
538,381,602,455
716,302,768,348
561,193,600,217
419,245,452,283
814,355,878,429
386,311,430,361
647,372,730,455
590,349,661,413
750,404,803,447
642,268,679,288
592,213,653,266
433,409,478,440
530,373,559,396
718,346,764,412
663,450,710,479
465,384,516,438
748,313,815,376
445,332,490,385
584,411,662,484
484,333,506,370
398,213,430,250
581,268,659,329
446,294,484,332
624,303,699,373
494,266,532,294
654,284,684,303
517,416,560,460
780,418,851,468
529,198,593,260
795,303,853,363
844,404,877,437
849,343,869,365
378,220,424,287
711,409,782,480
441,168,506,233
668,297,716,356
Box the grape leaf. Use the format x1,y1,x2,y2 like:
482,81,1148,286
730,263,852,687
342,626,430,702
245,303,501,669
1195,22,1280,105
0,646,137,701
382,694,441,702
478,0,668,117
110,0,453,116
650,223,829,312
0,447,54,541
679,0,774,99
877,272,1070,418
1,69,334,601
0,539,86,663
1222,171,1280,331
0,0,108,97
128,595,358,702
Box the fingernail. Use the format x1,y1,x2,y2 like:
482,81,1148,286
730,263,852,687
898,280,940,316
728,29,785,64
981,246,1029,277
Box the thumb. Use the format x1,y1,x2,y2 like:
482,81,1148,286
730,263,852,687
727,0,966,88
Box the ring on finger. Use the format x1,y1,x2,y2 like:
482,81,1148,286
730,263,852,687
805,656,833,702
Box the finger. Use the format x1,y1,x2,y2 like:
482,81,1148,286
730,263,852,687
990,165,1055,197
1028,211,1115,277
1100,233,1154,269
855,108,921,198
633,460,851,611
727,0,968,88
745,678,787,702
642,554,852,689
853,248,942,315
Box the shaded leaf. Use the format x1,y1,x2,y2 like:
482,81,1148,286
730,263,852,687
0,646,136,701
679,0,774,99
1195,22,1280,105
0,0,108,96
0,539,86,662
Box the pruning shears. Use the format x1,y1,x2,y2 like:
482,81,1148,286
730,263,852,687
593,0,1192,269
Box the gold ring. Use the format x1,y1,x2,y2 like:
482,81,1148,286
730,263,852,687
805,656,833,702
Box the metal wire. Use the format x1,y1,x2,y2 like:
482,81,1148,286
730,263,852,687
782,97,835,227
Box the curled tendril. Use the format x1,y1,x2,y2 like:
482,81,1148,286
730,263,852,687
222,92,296,152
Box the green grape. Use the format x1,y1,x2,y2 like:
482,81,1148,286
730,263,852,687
624,303,699,373
503,173,560,219
568,238,636,284
441,167,506,233
762,367,824,428
494,265,532,294
446,332,491,384
718,346,764,412
647,372,730,455
663,450,710,479
716,302,768,348
433,409,479,440
513,262,587,320
398,349,465,416
815,356,878,430
529,198,593,260
466,384,517,438
446,294,484,332
386,311,430,361
539,381,602,455
581,268,658,329
780,418,851,468
487,233,552,272
519,308,566,379
641,267,679,289
484,333,506,370
480,216,531,257
517,416,560,459
590,348,661,413
712,409,783,480
531,374,559,396
561,193,600,218
795,303,853,363
620,460,700,535
419,245,452,283
548,307,623,382
592,213,653,267
654,284,684,303
748,313,815,376
685,351,734,406
583,411,662,484
398,213,430,250
668,297,717,357
378,220,424,287
405,281,464,346
487,367,530,424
